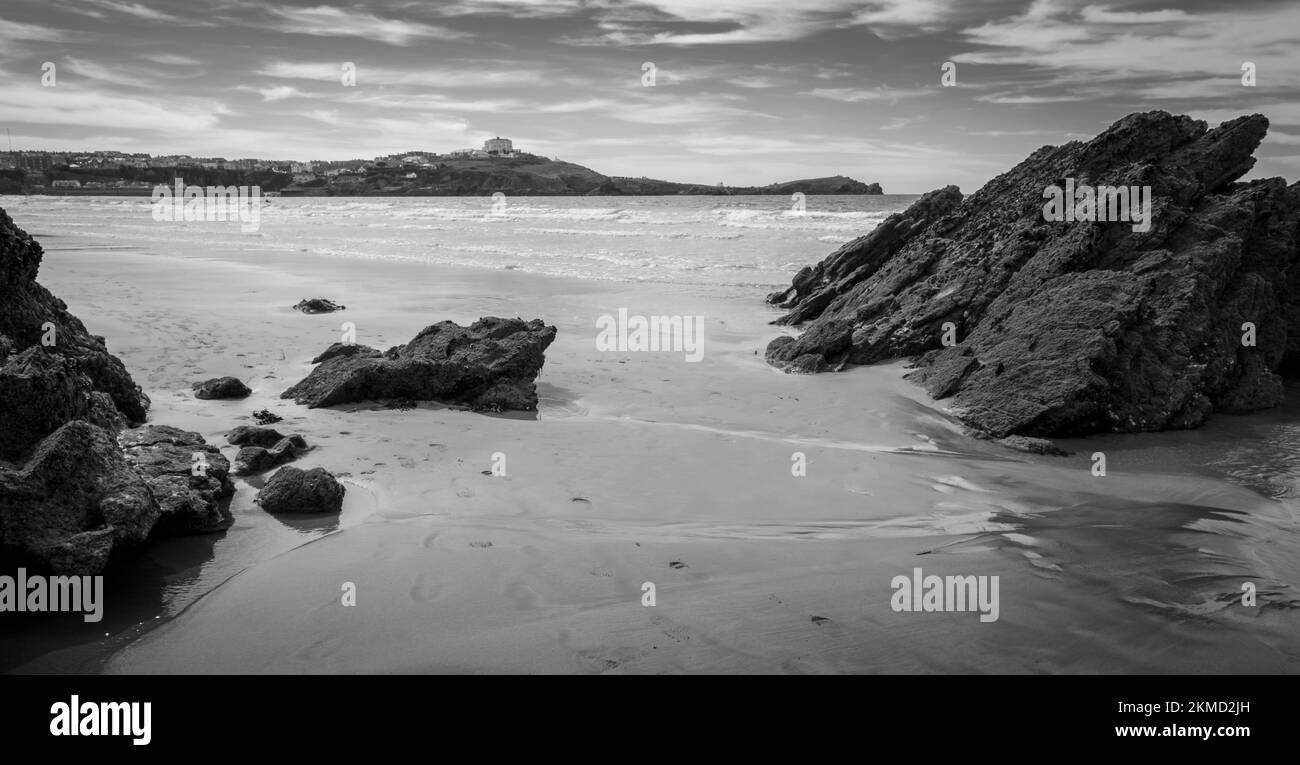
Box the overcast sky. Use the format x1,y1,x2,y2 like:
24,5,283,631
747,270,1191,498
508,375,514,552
1,0,1297,192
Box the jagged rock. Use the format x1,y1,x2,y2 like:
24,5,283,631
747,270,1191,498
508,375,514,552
0,208,149,423
119,425,234,534
233,435,309,476
192,376,251,400
766,112,1300,437
227,425,287,448
0,421,158,575
256,467,345,514
311,342,383,364
282,317,557,411
293,298,345,314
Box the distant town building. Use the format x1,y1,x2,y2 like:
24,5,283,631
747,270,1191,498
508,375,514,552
483,137,515,156
13,152,65,171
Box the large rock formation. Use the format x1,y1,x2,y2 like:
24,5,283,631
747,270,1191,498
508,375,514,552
0,209,149,422
282,317,557,411
0,207,233,574
766,112,1300,438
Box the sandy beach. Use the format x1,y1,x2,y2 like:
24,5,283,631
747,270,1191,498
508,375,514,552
1,228,1292,674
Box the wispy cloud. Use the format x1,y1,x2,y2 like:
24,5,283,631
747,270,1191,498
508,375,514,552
261,5,471,45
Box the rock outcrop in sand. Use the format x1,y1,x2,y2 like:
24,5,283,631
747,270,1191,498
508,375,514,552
293,298,345,314
233,435,309,476
0,208,232,573
192,376,251,399
256,467,345,514
766,112,1300,437
283,317,558,411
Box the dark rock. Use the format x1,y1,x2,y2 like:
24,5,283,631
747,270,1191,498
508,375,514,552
252,409,283,425
293,298,345,314
0,208,149,423
0,349,127,460
119,425,234,534
311,342,382,364
192,376,251,400
256,466,345,514
996,435,1073,456
227,425,287,448
282,317,557,411
0,421,158,575
766,112,1300,437
0,207,233,574
233,436,309,476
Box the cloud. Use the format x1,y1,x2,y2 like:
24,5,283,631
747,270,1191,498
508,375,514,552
257,85,303,102
0,82,224,133
801,86,933,103
258,61,552,88
262,5,471,45
0,18,70,44
1077,6,1193,24
79,1,191,23
608,99,779,125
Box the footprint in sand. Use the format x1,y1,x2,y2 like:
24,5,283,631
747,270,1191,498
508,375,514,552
505,581,538,610
297,634,345,663
575,650,622,673
409,572,443,603
649,614,692,643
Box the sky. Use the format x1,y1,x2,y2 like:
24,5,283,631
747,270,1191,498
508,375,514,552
0,0,1298,193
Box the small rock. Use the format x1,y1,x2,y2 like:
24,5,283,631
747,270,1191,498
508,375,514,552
252,409,283,425
227,425,287,448
293,298,345,314
193,376,251,400
233,435,309,476
256,466,345,514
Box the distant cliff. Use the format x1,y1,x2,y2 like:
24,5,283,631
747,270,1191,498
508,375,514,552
11,155,882,197
601,174,882,196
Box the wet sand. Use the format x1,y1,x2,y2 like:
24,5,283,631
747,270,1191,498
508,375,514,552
11,239,1300,674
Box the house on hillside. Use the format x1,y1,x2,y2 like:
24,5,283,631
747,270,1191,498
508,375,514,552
483,137,518,157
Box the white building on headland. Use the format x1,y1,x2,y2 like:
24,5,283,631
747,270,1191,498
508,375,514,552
483,137,517,156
